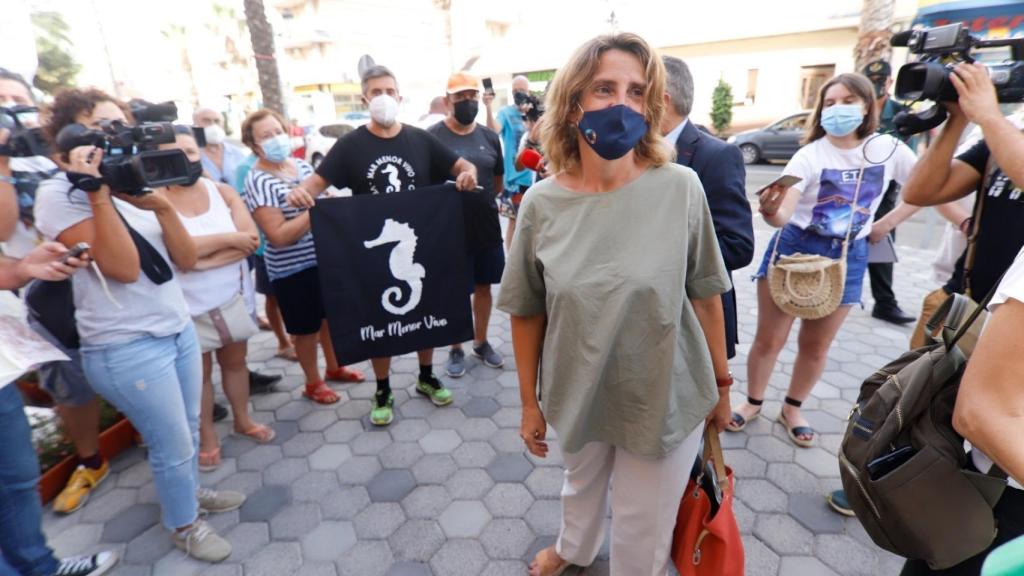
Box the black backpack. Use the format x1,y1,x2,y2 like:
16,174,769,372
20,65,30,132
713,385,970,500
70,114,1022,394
839,292,1008,570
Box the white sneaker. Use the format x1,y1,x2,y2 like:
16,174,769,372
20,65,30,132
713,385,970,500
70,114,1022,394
197,487,245,513
54,551,118,576
172,519,232,563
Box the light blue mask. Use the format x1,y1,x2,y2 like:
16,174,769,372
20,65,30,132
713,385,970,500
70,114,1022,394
260,134,292,163
820,104,864,137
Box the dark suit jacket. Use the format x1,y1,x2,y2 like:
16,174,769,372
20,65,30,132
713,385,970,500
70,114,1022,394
674,121,754,359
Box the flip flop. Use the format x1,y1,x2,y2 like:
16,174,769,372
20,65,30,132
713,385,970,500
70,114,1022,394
199,447,221,472
233,423,276,444
528,546,572,576
726,397,764,432
275,346,299,361
325,366,366,383
778,396,815,448
303,381,340,405
257,317,272,331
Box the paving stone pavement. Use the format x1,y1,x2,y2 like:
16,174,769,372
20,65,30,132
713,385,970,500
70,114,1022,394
41,213,939,575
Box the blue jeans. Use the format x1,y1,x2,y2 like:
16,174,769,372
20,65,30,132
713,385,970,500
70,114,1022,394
81,324,202,530
0,385,59,576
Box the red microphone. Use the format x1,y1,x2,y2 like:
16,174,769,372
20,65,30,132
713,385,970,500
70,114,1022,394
517,148,544,172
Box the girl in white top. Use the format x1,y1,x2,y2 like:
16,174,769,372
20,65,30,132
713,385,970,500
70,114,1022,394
731,73,919,448
161,128,273,473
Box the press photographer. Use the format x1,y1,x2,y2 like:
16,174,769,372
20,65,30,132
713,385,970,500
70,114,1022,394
33,87,243,563
899,47,1024,576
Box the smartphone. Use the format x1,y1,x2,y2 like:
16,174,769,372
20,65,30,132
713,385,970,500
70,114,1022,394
756,174,802,197
482,77,494,95
61,242,90,263
867,446,917,480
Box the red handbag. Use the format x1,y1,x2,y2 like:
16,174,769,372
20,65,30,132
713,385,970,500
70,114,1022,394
671,423,745,576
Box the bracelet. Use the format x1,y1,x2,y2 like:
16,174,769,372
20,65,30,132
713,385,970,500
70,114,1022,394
716,373,734,387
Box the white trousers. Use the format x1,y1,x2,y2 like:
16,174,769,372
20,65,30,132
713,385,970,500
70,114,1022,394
556,424,704,576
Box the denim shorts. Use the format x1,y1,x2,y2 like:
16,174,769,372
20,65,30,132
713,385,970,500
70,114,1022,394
26,316,96,407
754,224,869,306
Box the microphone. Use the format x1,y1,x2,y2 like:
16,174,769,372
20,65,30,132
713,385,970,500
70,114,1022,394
517,148,543,171
890,30,915,47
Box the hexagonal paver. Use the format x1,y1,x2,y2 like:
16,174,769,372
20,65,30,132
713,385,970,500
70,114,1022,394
337,455,382,485
461,397,500,418
367,469,417,503
386,562,432,576
452,441,496,468
486,452,534,482
238,444,284,471
218,471,263,496
380,442,425,469
735,478,788,513
418,429,463,454
438,500,492,538
456,417,499,441
430,539,489,576
753,513,813,555
401,485,451,519
480,518,535,559
485,483,535,517
766,462,821,494
411,454,458,484
321,486,371,521
524,467,563,499
49,523,101,558
426,407,467,430
122,523,174,565
336,399,373,421
283,432,326,457
352,431,395,455
354,502,406,539
299,409,338,432
787,493,845,534
815,534,880,576
524,499,560,536
487,428,523,452
243,542,303,576
291,470,339,502
81,488,137,523
309,444,352,470
388,520,445,562
723,448,768,478
100,503,160,543
263,457,310,484
389,418,431,442
794,446,841,477
778,557,842,576
276,400,314,422
239,484,292,522
337,540,394,576
324,420,364,444
224,522,270,562
269,502,321,539
743,534,781,576
300,521,356,562
445,468,495,500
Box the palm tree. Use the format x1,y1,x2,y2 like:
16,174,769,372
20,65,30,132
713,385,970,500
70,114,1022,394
855,0,895,71
161,24,200,108
243,0,285,114
433,0,454,72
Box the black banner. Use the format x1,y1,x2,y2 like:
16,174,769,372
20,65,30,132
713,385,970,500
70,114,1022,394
310,184,473,364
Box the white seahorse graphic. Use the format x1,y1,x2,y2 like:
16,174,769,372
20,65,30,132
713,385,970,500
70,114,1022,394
382,164,402,193
363,219,425,315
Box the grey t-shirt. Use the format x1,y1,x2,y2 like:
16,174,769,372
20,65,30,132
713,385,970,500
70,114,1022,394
497,163,732,458
33,174,190,348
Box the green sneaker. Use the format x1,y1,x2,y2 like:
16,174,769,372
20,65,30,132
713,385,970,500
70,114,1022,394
416,373,453,406
371,392,394,426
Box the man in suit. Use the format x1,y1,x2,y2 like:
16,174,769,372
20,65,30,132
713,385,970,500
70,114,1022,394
660,56,754,359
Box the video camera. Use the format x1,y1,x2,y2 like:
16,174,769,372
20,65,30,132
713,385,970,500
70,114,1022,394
892,22,1024,135
0,106,50,158
54,101,199,195
514,91,544,123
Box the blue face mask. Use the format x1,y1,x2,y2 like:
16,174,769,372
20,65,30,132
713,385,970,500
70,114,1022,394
260,134,292,163
820,104,864,137
577,104,648,160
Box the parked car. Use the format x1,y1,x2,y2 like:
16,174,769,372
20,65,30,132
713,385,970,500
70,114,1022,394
727,112,810,165
305,120,364,168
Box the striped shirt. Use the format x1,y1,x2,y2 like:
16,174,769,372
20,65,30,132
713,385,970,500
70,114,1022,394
244,160,317,281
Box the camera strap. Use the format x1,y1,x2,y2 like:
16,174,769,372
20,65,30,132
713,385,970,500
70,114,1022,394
113,205,174,285
963,155,998,298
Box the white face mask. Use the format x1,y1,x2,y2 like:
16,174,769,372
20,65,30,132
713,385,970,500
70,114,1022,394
368,95,399,128
203,124,226,146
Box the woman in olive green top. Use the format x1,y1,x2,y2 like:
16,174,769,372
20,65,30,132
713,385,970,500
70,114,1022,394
497,33,734,576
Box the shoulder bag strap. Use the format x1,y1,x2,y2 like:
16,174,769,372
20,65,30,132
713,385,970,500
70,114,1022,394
701,422,730,495
114,204,174,285
840,152,870,259
963,155,998,298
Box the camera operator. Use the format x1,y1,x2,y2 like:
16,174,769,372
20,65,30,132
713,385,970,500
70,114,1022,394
900,61,1024,576
33,88,242,563
0,241,122,576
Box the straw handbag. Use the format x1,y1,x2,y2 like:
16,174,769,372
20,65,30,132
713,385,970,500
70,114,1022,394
767,159,867,320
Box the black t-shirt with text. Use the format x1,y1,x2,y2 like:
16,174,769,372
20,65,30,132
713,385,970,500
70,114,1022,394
944,139,1024,298
316,124,459,196
427,121,504,248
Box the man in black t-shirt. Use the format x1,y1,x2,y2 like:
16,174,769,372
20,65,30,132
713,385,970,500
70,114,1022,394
427,72,506,379
900,62,1024,575
289,65,478,427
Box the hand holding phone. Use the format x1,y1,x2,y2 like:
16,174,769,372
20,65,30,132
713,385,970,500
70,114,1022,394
61,242,90,264
755,175,802,199
482,77,494,95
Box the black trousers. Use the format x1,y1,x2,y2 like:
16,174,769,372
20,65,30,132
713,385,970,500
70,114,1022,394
900,484,1024,575
869,181,900,309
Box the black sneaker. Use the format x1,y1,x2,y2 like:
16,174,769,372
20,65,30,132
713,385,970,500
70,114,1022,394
55,551,118,576
212,402,229,422
472,340,504,368
249,370,281,394
827,489,855,517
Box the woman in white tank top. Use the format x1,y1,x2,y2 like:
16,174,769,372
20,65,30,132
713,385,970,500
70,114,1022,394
162,128,273,472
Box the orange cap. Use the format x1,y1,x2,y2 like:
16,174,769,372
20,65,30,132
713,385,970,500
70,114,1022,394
446,72,479,95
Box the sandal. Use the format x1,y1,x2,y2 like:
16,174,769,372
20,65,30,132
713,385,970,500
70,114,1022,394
326,366,366,383
198,447,221,472
275,346,299,361
257,316,272,331
303,381,340,405
528,546,572,576
233,423,276,444
726,397,764,432
778,396,815,448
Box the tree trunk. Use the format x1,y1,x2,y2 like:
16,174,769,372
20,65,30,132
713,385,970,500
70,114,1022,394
243,0,285,115
855,0,895,71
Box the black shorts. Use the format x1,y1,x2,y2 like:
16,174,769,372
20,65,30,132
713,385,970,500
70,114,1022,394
271,266,324,335
466,244,505,293
254,254,274,296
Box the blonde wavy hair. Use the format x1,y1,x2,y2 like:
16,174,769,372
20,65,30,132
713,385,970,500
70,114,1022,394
540,33,672,175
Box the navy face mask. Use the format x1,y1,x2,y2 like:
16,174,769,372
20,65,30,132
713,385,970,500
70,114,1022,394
577,104,648,160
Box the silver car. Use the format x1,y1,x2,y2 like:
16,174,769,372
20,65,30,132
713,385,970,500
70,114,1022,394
727,112,810,165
